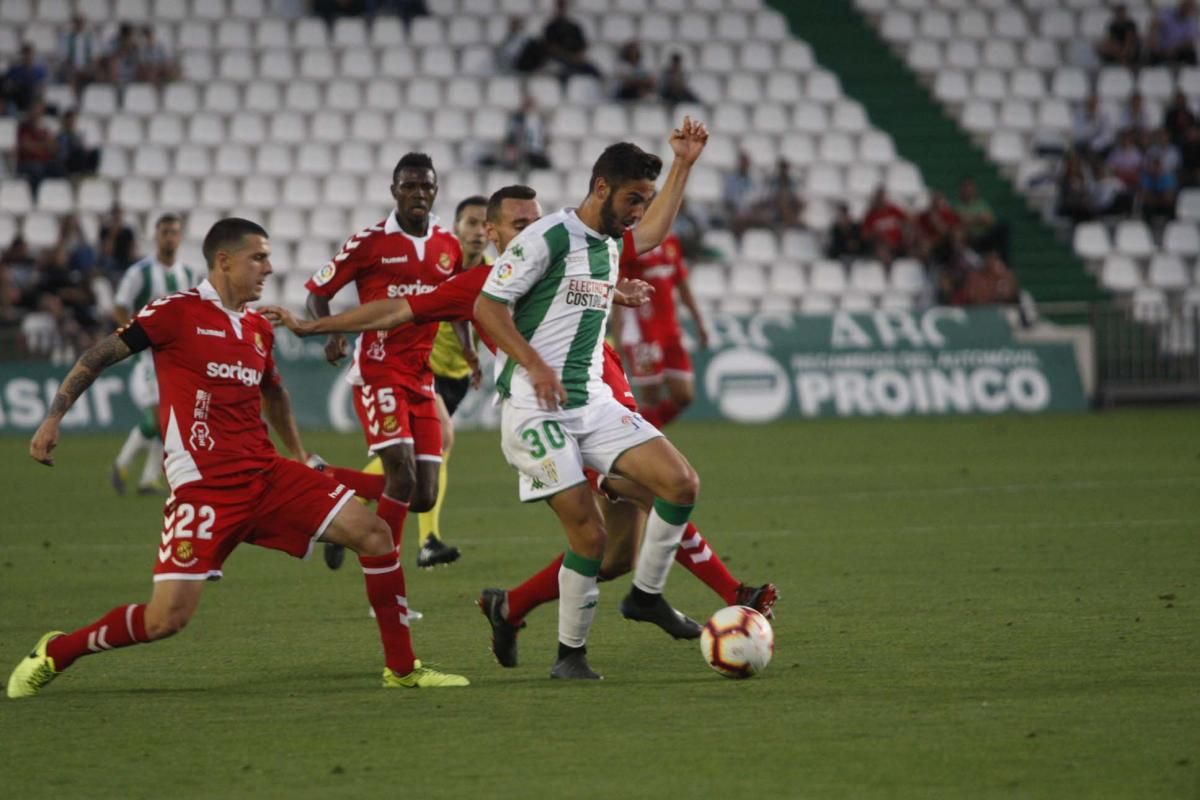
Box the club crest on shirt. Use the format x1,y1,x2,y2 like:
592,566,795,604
312,262,336,286
437,251,454,275
253,332,266,356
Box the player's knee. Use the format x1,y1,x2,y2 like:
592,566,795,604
672,382,695,407
664,464,700,506
145,607,192,640
359,517,393,557
410,483,438,513
382,461,416,499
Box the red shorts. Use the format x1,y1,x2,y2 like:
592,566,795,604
602,341,638,412
352,380,442,459
153,457,355,582
626,335,692,386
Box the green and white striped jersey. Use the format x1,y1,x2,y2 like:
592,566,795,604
115,256,205,315
481,209,622,410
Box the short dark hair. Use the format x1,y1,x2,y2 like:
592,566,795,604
589,142,662,193
155,212,183,229
202,217,268,267
392,152,435,184
455,195,488,221
487,185,538,222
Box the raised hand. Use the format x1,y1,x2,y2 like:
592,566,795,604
614,278,655,307
669,115,710,165
29,419,60,466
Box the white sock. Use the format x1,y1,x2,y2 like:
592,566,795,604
558,551,601,648
115,427,147,470
139,439,164,486
633,499,694,595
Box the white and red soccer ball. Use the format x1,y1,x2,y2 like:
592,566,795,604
700,605,774,679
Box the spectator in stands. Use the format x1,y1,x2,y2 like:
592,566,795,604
2,44,49,114
1057,151,1097,223
497,17,545,73
368,0,428,27
1091,161,1134,216
954,177,1009,262
1178,119,1200,185
964,251,1019,306
613,40,656,101
1072,94,1116,158
543,0,602,80
314,0,366,27
1163,90,1197,146
659,52,700,105
137,26,180,85
1121,92,1152,140
722,151,768,235
98,204,138,276
16,100,63,192
933,229,981,306
1105,129,1144,189
56,109,100,178
862,186,910,263
2,235,37,306
828,202,866,260
913,191,962,261
671,199,710,261
1139,149,1179,220
1148,0,1198,66
102,23,141,86
38,216,99,339
494,93,551,170
57,15,98,95
764,158,804,229
1097,4,1141,66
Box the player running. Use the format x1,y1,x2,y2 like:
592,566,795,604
8,218,468,699
263,183,778,672
110,212,204,495
615,232,709,428
305,153,462,572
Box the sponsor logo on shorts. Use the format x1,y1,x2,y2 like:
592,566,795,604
381,256,409,264
312,263,336,286
386,281,437,298
621,413,644,430
196,326,226,338
205,361,263,386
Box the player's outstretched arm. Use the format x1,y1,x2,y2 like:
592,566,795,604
30,332,134,466
632,116,710,255
262,300,414,336
261,381,307,462
306,292,348,365
473,294,567,410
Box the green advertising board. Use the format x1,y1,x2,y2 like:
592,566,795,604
0,308,1085,433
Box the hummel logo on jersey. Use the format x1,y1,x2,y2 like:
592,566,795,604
205,361,263,386
387,281,437,298
329,484,345,499
381,256,409,264
196,327,226,338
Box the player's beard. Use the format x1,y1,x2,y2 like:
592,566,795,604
599,194,623,238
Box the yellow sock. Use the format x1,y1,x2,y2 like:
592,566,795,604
418,450,450,542
359,455,384,505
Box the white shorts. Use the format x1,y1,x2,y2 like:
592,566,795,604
499,397,662,502
129,355,158,410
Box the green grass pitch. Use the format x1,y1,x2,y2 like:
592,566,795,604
1,411,1197,798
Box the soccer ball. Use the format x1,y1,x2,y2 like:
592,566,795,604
700,605,774,679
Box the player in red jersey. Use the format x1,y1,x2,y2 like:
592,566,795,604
7,219,468,699
305,153,463,570
264,187,778,668
616,232,709,428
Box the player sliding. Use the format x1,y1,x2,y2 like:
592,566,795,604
7,218,468,699
263,183,778,672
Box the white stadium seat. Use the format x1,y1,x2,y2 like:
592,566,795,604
1101,255,1141,292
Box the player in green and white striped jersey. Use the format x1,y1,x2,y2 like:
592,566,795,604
110,213,204,495
475,119,710,680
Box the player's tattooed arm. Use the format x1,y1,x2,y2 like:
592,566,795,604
261,381,307,462
30,333,133,466
632,116,710,255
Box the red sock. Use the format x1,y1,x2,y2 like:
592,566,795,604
323,466,385,501
46,604,147,671
358,553,416,675
506,552,565,624
675,523,741,604
643,399,681,428
377,495,410,552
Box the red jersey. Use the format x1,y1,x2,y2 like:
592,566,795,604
306,210,462,394
622,233,688,341
407,263,638,411
862,203,908,250
121,280,283,491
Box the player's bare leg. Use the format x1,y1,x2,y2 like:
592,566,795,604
375,442,419,554
609,437,704,638
543,483,606,679
417,395,462,568
320,498,467,687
